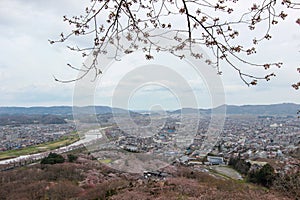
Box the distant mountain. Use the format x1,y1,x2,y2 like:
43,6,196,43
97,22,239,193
0,106,72,115
220,103,299,115
170,103,299,116
0,114,67,125
0,103,299,116
169,108,200,114
73,106,129,115
0,106,129,116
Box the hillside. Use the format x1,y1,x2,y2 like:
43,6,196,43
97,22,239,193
0,153,293,200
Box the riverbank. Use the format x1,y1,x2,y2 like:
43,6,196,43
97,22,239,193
0,126,109,166
0,133,79,161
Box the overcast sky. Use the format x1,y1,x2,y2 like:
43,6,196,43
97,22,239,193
0,0,299,109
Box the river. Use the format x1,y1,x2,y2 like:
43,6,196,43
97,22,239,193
0,127,107,165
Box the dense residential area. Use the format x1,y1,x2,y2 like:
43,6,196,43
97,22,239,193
0,104,299,199
0,123,75,151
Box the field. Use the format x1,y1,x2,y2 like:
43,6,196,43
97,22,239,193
98,158,112,164
209,165,243,180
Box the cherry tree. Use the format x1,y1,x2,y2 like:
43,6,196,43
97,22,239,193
49,0,300,86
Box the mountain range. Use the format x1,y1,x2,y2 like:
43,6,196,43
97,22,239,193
0,106,127,116
170,103,300,116
0,103,299,116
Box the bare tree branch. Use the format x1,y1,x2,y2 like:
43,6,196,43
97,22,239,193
49,0,299,86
